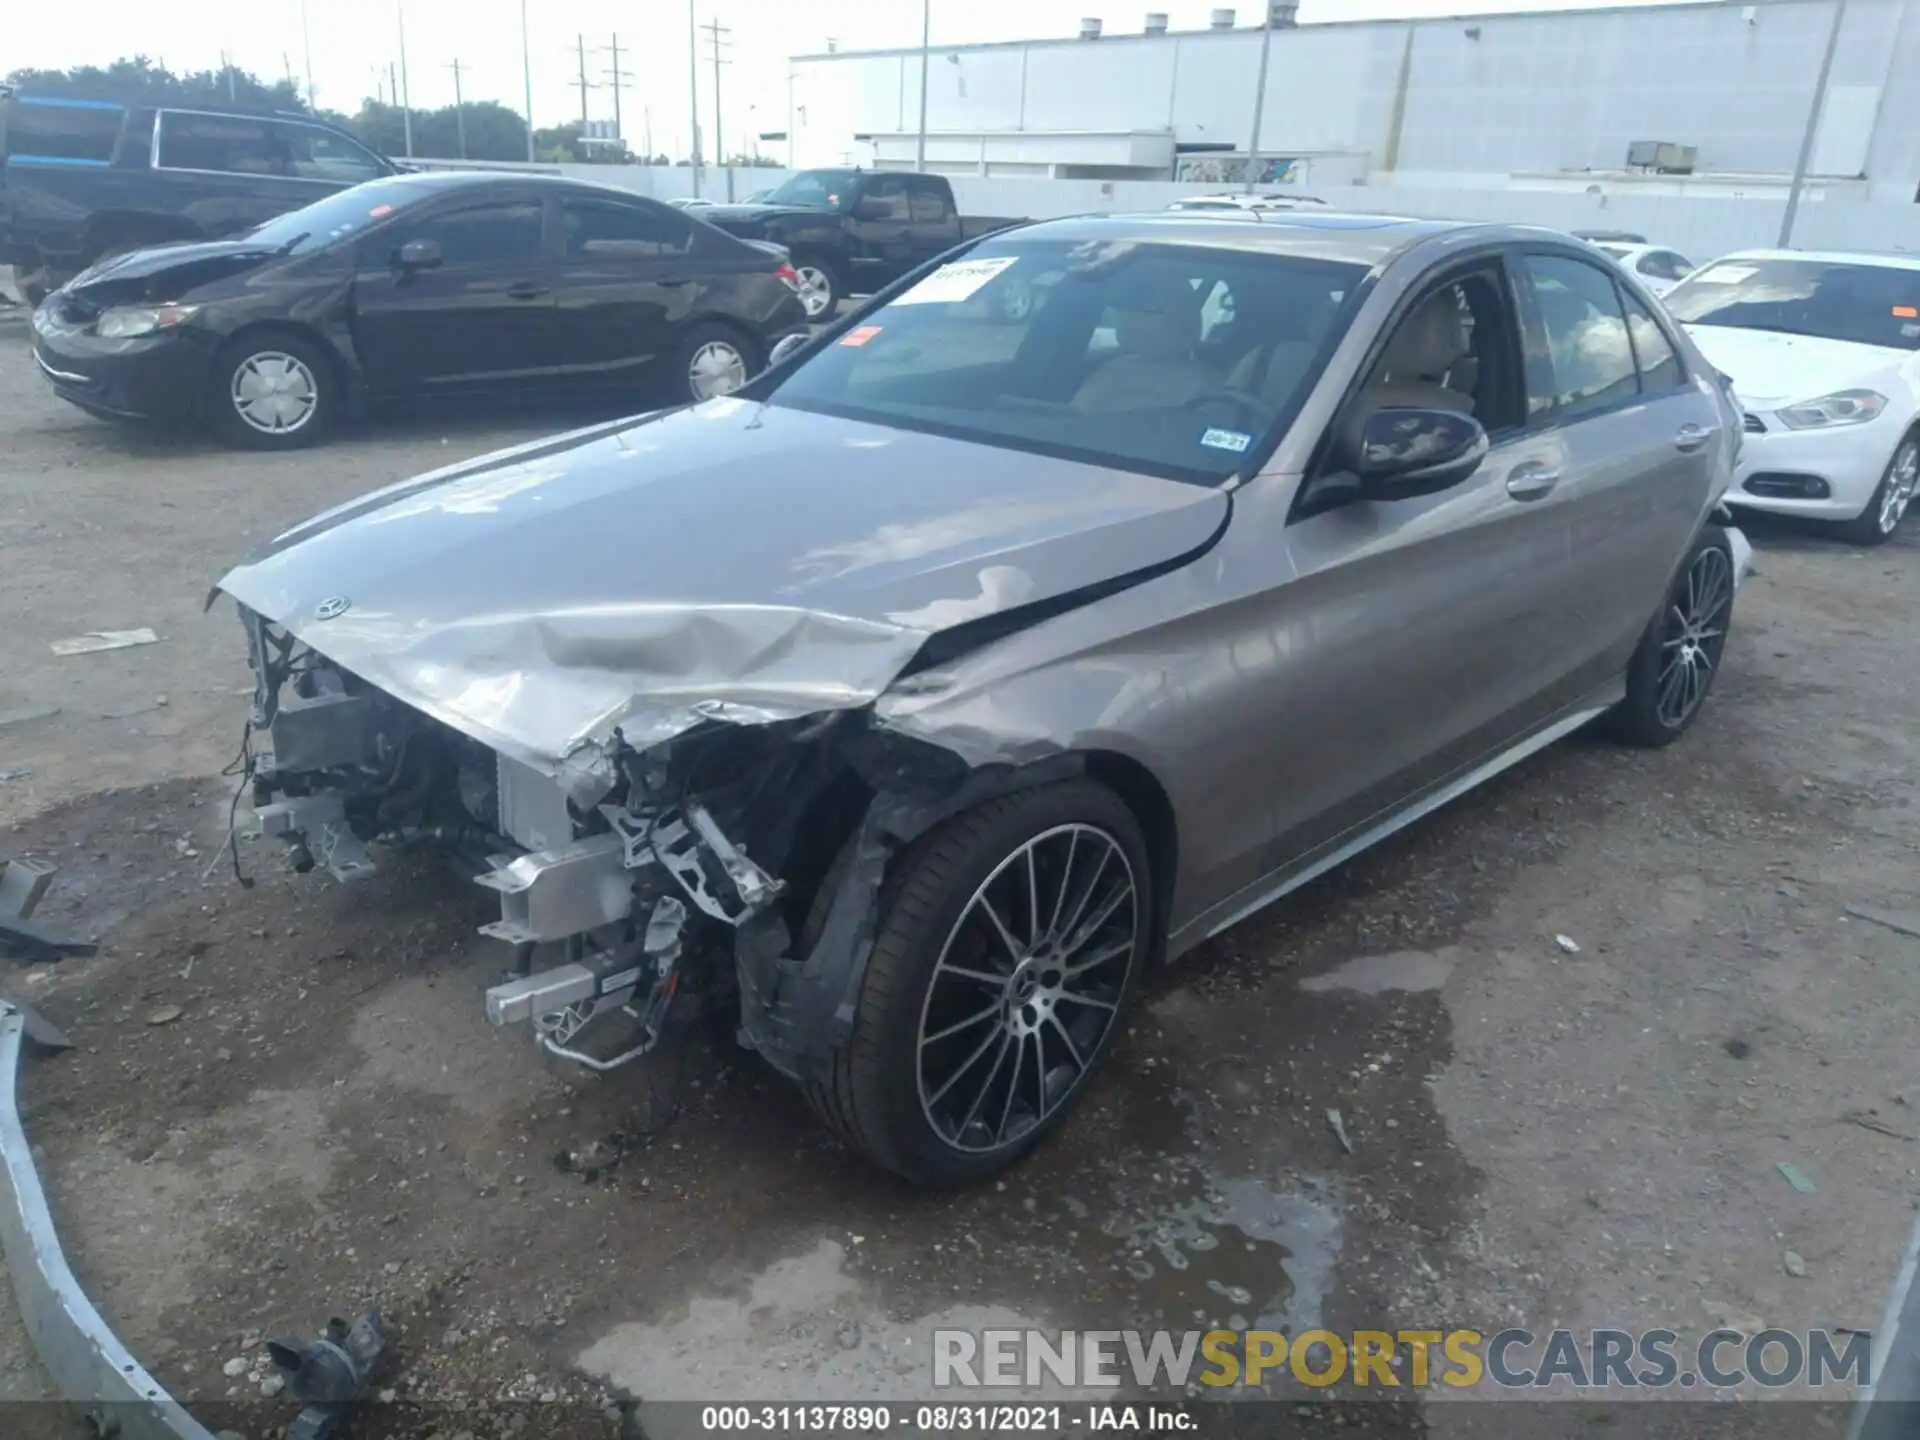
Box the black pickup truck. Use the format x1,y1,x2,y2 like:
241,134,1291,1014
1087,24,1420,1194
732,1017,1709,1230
702,168,1023,319
0,87,396,302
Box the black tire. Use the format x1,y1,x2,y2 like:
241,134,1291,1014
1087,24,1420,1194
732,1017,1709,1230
1836,430,1920,546
207,330,337,450
805,779,1152,1189
1606,525,1735,748
790,257,842,322
671,321,761,405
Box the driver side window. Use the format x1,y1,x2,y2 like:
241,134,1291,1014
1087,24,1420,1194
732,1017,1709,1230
1358,268,1525,436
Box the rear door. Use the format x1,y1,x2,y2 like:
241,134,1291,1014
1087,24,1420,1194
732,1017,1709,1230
905,175,962,266
349,196,559,393
1514,249,1720,688
548,192,699,382
844,174,914,291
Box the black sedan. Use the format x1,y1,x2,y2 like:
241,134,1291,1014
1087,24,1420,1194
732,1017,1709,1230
29,171,810,448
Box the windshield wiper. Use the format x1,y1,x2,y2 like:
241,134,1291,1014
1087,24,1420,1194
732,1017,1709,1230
273,231,311,256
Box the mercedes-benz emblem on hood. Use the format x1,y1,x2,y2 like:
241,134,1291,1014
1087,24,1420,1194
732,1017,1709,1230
314,596,352,621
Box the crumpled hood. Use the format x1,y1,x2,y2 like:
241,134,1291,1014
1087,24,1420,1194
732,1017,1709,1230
1684,324,1916,409
218,400,1227,780
61,238,281,306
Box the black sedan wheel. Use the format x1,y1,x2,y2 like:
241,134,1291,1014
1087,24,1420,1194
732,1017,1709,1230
675,323,759,403
791,261,841,321
210,331,336,450
1607,526,1734,747
807,780,1150,1188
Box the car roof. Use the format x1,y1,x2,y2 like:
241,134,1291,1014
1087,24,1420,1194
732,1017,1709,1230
997,211,1523,267
370,169,666,203
1712,248,1920,273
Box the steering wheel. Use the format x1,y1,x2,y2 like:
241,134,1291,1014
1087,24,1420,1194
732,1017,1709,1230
1184,387,1277,432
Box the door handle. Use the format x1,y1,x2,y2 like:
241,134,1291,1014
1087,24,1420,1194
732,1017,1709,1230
1505,463,1562,501
1673,422,1711,452
505,282,549,300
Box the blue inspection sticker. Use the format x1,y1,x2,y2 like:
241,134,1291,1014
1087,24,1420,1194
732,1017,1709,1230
1200,427,1252,453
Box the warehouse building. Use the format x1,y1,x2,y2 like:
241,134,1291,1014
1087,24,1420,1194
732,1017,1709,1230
786,0,1920,203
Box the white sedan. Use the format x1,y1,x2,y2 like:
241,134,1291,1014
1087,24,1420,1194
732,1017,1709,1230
1590,241,1696,296
1667,250,1920,544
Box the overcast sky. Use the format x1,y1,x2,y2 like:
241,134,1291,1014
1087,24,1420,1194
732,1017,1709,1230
9,0,1695,159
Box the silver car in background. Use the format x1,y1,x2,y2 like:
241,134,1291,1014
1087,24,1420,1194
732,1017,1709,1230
217,213,1742,1187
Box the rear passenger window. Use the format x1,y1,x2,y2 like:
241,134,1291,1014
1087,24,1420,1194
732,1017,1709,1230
1522,254,1638,418
1623,292,1682,392
5,97,123,163
560,197,691,259
157,113,286,174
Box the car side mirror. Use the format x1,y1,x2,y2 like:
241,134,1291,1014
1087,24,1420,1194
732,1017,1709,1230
769,332,810,367
1354,407,1489,501
396,238,442,270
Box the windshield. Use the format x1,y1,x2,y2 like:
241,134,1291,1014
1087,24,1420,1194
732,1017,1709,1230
760,168,860,211
767,238,1363,485
243,177,429,257
1665,257,1920,351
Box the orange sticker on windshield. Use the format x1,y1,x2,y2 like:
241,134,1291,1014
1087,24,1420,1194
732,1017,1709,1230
1894,305,1918,318
369,204,396,218
840,325,882,348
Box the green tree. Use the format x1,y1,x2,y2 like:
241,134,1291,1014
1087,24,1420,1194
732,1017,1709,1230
5,56,306,113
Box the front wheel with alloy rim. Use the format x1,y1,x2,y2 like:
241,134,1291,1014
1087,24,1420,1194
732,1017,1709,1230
673,322,760,404
791,261,841,321
806,780,1152,1188
209,332,335,449
1606,526,1735,747
1839,431,1920,546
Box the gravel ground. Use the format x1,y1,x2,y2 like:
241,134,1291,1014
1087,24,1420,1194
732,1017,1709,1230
1,309,1917,1437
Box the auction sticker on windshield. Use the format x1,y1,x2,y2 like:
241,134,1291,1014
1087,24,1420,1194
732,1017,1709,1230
895,256,1019,306
1201,428,1252,453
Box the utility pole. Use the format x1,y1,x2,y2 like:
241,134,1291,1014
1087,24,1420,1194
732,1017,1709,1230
1244,3,1276,193
702,19,733,197
220,51,237,104
574,34,595,130
687,0,702,196
600,34,635,154
396,0,413,157
915,0,931,172
300,0,316,107
447,58,468,159
520,0,536,162
389,62,400,123
1779,0,1849,248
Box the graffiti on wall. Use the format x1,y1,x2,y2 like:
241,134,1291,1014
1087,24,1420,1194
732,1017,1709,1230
1174,156,1307,185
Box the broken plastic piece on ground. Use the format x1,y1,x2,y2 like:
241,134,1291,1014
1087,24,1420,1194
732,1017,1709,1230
268,1310,385,1440
49,628,160,656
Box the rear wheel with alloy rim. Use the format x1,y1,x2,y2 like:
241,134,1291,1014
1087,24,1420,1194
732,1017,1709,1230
791,261,841,321
672,322,759,404
209,331,335,450
806,780,1151,1188
1606,526,1734,747
1839,432,1919,546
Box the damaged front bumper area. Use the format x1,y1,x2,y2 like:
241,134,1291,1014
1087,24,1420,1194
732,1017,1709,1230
232,604,994,1082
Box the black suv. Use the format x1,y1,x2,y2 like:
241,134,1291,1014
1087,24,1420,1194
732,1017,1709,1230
0,87,396,301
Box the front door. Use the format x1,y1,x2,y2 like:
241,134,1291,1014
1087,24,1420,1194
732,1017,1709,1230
845,174,914,292
349,198,558,394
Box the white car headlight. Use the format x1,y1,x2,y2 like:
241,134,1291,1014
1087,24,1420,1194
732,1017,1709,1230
95,304,199,340
1776,388,1887,429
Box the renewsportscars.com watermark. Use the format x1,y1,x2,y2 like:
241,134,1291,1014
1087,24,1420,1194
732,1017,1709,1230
933,1327,1872,1391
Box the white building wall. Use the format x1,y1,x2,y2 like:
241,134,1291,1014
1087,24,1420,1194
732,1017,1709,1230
790,0,1920,195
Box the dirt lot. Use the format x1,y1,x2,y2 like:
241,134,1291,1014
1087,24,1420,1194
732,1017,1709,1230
1,306,1917,1436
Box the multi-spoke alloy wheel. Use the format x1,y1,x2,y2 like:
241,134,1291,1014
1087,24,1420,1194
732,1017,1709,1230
1656,541,1731,729
1607,527,1735,748
806,780,1150,1187
916,824,1138,1154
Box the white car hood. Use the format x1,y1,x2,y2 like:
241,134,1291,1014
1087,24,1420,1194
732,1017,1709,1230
1683,325,1918,410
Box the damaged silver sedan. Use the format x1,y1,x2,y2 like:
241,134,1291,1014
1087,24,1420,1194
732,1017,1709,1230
218,213,1743,1186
